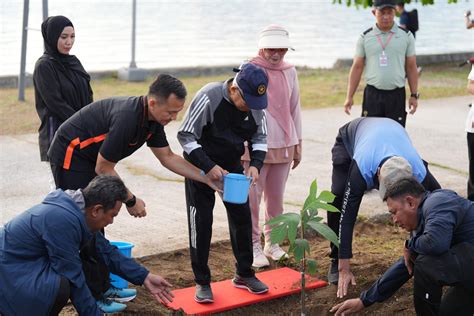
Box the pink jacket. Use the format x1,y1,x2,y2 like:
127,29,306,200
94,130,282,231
242,59,302,163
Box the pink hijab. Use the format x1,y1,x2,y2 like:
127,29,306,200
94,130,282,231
250,50,294,143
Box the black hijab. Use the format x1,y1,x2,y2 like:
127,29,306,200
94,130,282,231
40,16,92,105
41,16,90,80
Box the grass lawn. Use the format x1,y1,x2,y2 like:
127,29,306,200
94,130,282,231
0,62,469,135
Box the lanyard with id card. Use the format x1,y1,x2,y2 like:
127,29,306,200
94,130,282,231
379,51,388,67
376,32,394,67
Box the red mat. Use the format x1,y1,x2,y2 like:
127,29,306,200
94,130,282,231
166,267,327,315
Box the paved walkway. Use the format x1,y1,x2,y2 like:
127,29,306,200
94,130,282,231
0,96,470,256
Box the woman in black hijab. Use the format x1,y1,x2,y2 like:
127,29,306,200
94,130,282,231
33,15,93,163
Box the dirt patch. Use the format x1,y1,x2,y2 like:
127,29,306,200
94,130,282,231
61,220,414,315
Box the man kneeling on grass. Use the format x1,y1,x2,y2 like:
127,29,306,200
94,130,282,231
0,175,174,315
330,177,474,315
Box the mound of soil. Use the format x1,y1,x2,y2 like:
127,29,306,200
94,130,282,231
61,220,414,315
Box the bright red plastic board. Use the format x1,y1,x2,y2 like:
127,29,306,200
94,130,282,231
166,267,328,315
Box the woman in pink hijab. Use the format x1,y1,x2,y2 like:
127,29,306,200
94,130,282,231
242,24,303,268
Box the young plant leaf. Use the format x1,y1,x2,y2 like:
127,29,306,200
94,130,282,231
288,219,298,242
301,208,309,224
307,220,340,247
266,213,300,226
269,224,288,244
317,190,336,203
317,202,340,213
306,258,318,275
303,209,319,225
309,179,318,197
288,241,295,255
267,213,300,245
306,200,340,213
294,238,310,262
303,180,318,210
310,216,324,223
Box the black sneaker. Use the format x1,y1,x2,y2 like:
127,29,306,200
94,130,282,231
194,284,214,303
232,275,269,294
328,259,339,285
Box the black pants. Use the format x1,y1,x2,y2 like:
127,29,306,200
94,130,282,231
327,135,441,259
413,243,474,315
185,176,254,285
50,163,110,299
362,85,407,127
49,276,70,316
467,133,474,201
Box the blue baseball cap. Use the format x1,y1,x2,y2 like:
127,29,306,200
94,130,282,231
234,63,268,110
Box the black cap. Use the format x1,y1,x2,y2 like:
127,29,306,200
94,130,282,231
373,0,396,9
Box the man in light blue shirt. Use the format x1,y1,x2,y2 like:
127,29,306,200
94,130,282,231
328,117,440,298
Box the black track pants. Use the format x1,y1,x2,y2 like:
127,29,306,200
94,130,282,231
185,177,254,285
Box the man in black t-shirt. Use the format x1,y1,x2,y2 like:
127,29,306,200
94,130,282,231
49,74,218,215
48,74,219,312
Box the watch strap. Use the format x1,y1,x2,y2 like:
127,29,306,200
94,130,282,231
125,195,136,208
410,93,419,99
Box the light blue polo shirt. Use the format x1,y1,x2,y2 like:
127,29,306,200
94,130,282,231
352,117,426,188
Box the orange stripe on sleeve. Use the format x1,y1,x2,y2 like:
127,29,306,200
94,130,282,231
62,133,107,170
63,138,81,170
80,133,107,149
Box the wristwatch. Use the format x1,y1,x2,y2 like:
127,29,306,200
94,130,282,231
125,195,137,208
410,92,420,99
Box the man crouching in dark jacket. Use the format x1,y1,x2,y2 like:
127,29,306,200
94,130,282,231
0,175,174,316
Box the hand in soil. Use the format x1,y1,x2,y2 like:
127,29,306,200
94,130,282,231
330,298,364,315
143,273,174,304
337,259,356,298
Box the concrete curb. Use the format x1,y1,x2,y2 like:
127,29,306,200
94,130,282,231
2,51,473,88
333,51,473,68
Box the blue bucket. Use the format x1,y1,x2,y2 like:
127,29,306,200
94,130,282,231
223,173,251,204
109,241,134,289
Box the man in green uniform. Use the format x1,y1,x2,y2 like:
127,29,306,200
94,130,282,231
343,0,419,127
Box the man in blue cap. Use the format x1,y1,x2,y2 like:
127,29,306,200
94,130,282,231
177,63,269,303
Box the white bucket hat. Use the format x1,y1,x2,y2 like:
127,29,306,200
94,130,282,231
258,24,295,51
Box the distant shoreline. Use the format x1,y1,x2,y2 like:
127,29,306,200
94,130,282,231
1,51,472,89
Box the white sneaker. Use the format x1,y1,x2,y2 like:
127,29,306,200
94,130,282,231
264,243,289,261
252,243,270,268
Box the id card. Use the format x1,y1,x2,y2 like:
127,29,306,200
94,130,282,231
379,52,388,67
